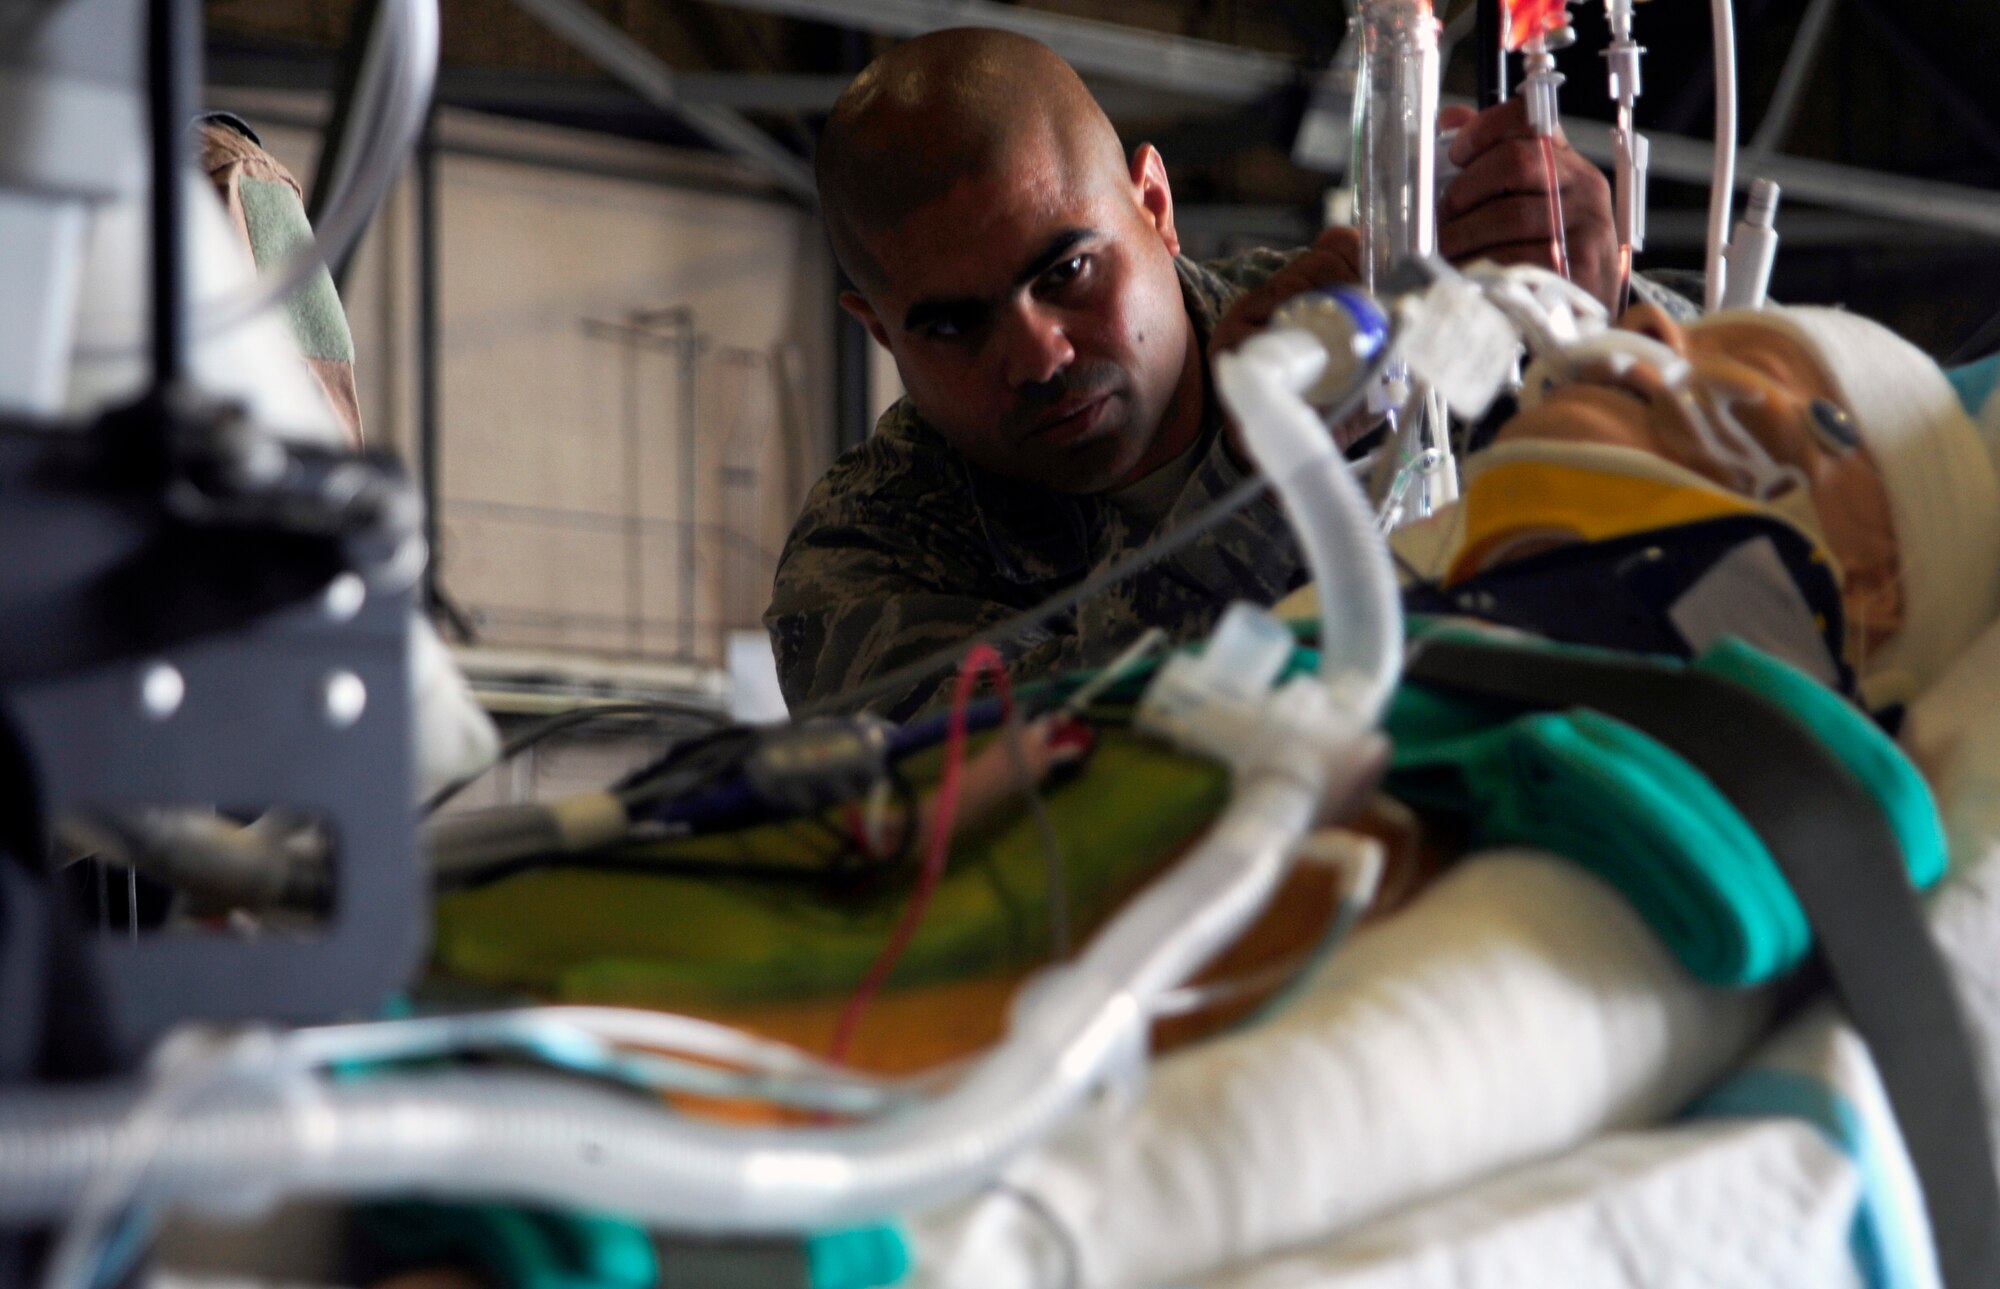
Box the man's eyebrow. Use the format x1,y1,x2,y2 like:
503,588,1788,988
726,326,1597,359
1013,227,1096,288
900,227,1099,334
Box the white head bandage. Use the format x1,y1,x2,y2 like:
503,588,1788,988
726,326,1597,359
1729,307,2000,704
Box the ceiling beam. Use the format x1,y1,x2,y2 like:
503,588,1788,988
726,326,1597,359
692,0,1301,104
508,0,816,203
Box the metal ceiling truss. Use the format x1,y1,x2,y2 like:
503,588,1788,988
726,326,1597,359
508,0,816,203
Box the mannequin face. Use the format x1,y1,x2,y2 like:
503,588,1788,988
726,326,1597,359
1495,303,1905,651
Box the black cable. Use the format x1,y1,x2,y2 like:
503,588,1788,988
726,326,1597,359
612,725,762,812
1476,0,1507,107
422,701,725,817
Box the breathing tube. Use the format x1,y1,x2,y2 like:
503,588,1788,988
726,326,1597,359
1214,323,1404,719
0,333,1403,1244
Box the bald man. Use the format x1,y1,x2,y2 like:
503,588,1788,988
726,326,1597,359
767,28,1644,717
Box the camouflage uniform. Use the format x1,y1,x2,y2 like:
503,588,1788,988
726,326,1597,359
767,250,1305,719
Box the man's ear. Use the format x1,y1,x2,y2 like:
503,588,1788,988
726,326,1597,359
840,290,894,352
1130,143,1181,258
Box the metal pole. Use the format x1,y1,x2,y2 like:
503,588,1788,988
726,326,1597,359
679,322,699,660
147,0,198,396
622,338,643,655
696,0,1300,105
1476,0,1506,107
417,108,444,620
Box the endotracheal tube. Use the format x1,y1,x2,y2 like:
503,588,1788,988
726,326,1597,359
1507,0,1574,282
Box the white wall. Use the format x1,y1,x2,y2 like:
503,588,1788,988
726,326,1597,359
242,102,838,667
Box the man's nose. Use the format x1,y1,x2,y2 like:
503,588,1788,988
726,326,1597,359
1001,303,1075,387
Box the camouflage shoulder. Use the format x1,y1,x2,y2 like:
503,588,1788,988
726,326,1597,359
1177,246,1308,335
780,399,964,543
1196,246,1307,293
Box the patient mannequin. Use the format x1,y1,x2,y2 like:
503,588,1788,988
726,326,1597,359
1386,299,2000,707
1302,298,2000,932
1486,303,1903,650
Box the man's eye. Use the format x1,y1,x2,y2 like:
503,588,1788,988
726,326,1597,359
1042,255,1088,290
919,312,979,342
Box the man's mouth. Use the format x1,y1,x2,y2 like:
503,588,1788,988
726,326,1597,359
1030,393,1114,446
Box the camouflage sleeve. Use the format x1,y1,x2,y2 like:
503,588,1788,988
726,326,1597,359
767,568,1092,721
764,425,1069,718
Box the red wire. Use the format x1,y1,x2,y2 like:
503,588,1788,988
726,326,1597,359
1540,135,1572,282
827,643,1013,1063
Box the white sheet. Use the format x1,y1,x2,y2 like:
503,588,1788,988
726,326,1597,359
1192,1121,1865,1289
912,853,1773,1288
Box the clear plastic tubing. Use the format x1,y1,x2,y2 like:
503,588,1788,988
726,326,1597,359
1353,0,1441,290
1539,134,1572,281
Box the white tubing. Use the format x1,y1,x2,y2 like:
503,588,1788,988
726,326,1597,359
1705,0,1738,312
1215,327,1405,724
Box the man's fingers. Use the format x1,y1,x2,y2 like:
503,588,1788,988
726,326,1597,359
1308,223,1358,257
1442,137,1611,216
1467,239,1570,274
1439,138,1550,217
1437,103,1478,135
1447,97,1536,167
1439,194,1566,261
1436,101,1620,311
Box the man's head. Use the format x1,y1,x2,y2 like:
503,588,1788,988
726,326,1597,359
818,29,1201,494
